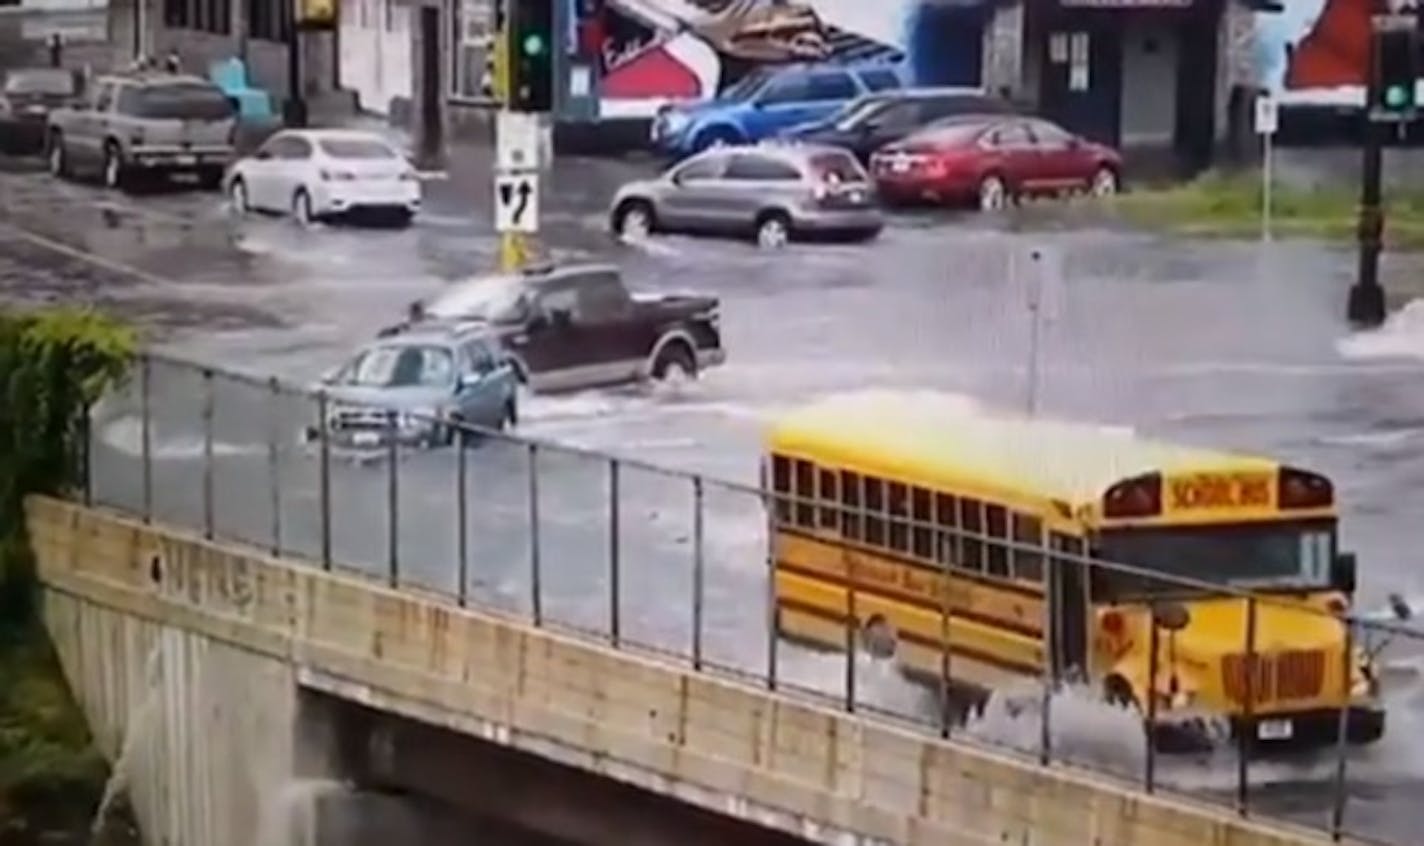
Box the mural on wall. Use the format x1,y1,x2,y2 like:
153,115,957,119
572,0,986,117
1255,0,1387,101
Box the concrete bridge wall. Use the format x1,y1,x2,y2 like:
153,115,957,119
27,495,1354,846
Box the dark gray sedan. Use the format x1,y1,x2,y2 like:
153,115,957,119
0,68,82,155
608,142,883,249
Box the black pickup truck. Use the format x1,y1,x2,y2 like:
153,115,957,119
380,262,725,394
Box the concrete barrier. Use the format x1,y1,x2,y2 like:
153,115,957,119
27,495,1354,846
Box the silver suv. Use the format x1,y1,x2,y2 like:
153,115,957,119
46,72,236,191
609,142,883,248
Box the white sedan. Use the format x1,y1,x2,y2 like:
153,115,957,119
225,128,421,227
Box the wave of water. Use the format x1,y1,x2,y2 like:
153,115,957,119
98,415,265,460
1337,300,1424,362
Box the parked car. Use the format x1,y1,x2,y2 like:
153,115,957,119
225,128,420,227
869,115,1121,211
777,87,1018,162
610,141,881,248
382,262,726,394
46,71,236,190
0,68,83,155
308,324,519,449
650,60,905,157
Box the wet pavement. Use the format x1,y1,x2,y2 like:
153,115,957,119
6,143,1424,843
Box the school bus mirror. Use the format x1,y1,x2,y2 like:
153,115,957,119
1331,552,1358,596
1151,601,1190,632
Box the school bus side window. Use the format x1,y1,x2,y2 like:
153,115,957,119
958,498,984,571
911,487,933,559
794,459,815,526
887,482,909,552
841,471,862,540
935,493,959,566
771,455,791,522
985,504,1009,577
864,477,886,546
1012,512,1044,581
817,468,839,530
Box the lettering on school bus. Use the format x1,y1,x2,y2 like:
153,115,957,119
1168,472,1272,511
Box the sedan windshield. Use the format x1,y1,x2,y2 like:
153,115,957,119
426,276,529,323
833,97,891,131
346,345,455,388
1095,521,1336,597
319,137,398,159
720,69,768,101
3,69,76,96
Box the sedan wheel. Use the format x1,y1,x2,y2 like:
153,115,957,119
102,145,124,190
978,175,1007,212
1090,167,1119,198
292,190,314,226
47,138,67,178
229,179,250,214
618,203,653,239
755,214,790,249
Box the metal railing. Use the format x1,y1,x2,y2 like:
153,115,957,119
74,351,1424,845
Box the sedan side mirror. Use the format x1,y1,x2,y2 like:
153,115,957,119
1332,552,1358,596
255,149,272,160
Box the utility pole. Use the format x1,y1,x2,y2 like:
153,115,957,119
286,0,335,127
1351,2,1419,326
492,0,554,272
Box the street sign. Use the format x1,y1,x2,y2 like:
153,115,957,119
496,110,541,172
1254,94,1278,136
494,172,539,233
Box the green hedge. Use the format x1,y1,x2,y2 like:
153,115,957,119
0,307,136,840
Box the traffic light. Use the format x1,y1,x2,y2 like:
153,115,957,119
1371,17,1419,120
507,0,554,112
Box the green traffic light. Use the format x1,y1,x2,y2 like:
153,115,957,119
1386,85,1411,109
522,33,545,56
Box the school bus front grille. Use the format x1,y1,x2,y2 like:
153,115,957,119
1222,650,1326,705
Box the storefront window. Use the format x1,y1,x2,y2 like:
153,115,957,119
449,0,493,100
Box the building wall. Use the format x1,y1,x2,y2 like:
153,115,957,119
29,495,1357,846
1120,20,1177,148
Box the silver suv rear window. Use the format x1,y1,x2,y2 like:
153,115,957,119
123,84,234,120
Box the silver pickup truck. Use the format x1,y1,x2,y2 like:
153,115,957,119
45,71,236,191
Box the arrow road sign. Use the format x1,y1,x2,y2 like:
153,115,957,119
494,172,539,233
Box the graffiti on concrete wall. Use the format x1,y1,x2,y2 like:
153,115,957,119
572,0,987,117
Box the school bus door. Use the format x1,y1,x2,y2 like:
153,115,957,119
1048,533,1089,679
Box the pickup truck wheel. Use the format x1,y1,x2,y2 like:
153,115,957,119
652,341,696,382
47,133,68,178
102,142,127,191
753,211,791,249
613,200,655,239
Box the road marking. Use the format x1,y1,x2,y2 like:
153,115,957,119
0,219,181,288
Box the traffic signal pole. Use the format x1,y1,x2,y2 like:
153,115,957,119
492,0,553,272
1351,5,1419,327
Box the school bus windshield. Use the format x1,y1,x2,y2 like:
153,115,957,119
1096,519,1336,595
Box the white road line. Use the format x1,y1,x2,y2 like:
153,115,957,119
0,219,182,288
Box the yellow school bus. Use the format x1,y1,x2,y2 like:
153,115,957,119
766,392,1386,752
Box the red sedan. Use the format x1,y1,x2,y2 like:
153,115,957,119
869,115,1121,211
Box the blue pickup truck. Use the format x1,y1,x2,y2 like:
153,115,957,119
650,60,906,158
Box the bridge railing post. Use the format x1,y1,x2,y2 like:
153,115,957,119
608,457,621,647
201,368,215,540
456,420,469,608
1236,595,1258,817
691,476,705,672
527,442,542,626
765,482,779,693
317,389,332,571
266,377,281,558
1330,611,1353,839
385,409,400,588
79,396,92,508
1144,597,1160,793
140,352,152,523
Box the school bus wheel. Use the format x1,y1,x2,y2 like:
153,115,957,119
1104,674,1138,710
859,616,897,659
